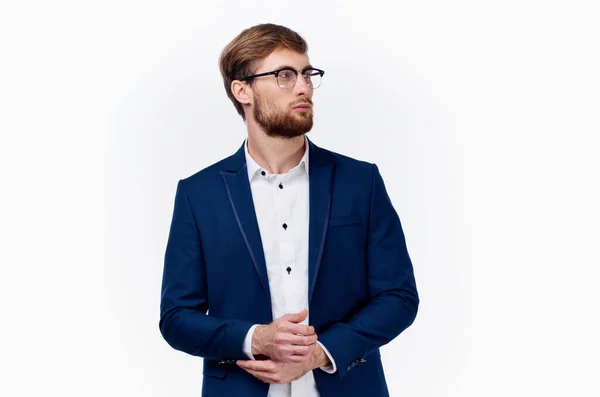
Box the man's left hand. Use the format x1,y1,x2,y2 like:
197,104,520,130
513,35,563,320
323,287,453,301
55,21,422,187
236,359,309,384
237,343,331,384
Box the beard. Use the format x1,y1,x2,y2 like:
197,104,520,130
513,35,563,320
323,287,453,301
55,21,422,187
252,91,313,139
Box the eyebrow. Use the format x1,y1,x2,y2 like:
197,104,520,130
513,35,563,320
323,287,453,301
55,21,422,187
273,64,314,70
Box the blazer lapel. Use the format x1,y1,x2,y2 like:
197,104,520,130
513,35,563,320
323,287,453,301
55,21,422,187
220,138,337,306
220,143,271,300
307,139,337,304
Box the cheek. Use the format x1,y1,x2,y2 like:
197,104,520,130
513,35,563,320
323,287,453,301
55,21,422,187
261,91,287,112
274,98,292,113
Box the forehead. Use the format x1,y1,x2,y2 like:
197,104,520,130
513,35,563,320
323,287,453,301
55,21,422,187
255,48,310,72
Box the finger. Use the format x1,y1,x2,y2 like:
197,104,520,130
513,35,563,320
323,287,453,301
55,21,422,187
287,353,311,363
278,341,313,353
236,360,276,372
243,368,277,384
240,367,271,382
283,309,308,324
290,345,312,356
282,346,314,361
236,360,253,366
288,333,318,346
273,331,317,346
278,322,315,336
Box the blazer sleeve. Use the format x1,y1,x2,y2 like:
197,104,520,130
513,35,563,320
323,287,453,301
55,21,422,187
318,163,419,379
159,179,254,361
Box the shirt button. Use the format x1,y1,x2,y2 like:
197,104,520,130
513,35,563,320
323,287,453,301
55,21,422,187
282,223,288,230
286,267,292,274
261,171,266,176
279,183,283,189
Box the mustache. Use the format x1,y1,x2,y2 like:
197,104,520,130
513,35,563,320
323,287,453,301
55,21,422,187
291,99,313,108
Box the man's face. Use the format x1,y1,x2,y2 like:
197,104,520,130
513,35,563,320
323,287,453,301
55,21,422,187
249,48,315,138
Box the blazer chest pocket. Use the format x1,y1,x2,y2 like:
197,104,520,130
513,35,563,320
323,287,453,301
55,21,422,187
329,213,362,228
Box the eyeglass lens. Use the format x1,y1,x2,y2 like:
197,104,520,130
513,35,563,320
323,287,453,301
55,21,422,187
277,69,322,89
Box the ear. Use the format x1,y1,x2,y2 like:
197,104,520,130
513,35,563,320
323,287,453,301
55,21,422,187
231,80,253,106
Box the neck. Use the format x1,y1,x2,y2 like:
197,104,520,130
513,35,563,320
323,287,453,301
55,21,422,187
246,125,306,175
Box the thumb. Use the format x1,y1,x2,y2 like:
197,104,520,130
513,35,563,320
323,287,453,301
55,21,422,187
285,309,308,323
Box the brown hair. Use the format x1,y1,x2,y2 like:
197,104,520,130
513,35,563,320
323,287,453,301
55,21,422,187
219,23,308,120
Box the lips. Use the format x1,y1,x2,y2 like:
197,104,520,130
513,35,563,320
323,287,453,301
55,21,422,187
292,103,311,110
292,106,311,113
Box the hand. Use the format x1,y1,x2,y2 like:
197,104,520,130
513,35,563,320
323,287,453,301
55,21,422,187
237,359,309,385
238,343,331,384
252,309,317,363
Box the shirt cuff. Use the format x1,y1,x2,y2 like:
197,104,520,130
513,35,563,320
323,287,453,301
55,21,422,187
242,324,259,360
317,341,337,374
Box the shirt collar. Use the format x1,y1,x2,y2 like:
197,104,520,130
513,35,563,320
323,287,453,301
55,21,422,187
245,135,310,181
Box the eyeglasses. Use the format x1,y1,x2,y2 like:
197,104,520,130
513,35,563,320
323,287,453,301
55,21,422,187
240,67,325,89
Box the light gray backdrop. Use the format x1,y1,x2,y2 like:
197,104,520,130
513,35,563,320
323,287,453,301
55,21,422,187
1,0,598,396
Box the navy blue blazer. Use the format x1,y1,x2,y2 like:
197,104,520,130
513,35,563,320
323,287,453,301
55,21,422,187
159,138,419,397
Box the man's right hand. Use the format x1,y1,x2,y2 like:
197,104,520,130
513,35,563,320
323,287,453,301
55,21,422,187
251,309,318,363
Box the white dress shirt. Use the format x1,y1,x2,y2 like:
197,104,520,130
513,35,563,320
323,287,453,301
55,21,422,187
241,136,337,397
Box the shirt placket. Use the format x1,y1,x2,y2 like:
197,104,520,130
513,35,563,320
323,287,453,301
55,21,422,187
279,172,304,397
276,174,294,314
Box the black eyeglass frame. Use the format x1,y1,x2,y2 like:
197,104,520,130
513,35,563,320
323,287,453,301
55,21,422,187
240,67,325,89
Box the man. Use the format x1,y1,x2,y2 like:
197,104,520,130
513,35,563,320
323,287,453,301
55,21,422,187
159,23,419,397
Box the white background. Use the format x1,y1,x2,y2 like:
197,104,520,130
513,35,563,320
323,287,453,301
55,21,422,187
1,0,599,396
